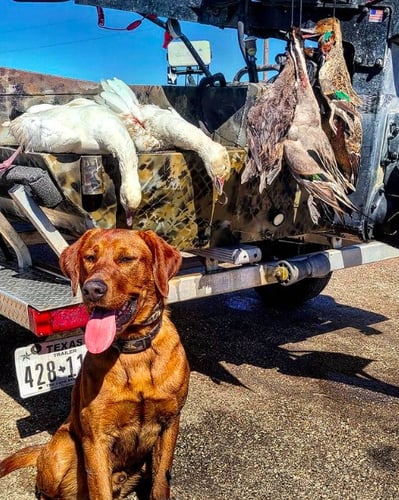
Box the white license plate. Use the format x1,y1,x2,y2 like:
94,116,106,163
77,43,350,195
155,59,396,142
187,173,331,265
14,334,87,398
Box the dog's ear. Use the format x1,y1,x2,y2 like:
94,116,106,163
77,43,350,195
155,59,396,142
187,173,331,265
59,240,81,297
138,230,182,297
59,229,99,296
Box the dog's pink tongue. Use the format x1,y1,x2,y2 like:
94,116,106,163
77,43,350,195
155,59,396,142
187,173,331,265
85,309,116,354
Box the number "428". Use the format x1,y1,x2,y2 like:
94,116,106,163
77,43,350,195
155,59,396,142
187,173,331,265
24,354,84,388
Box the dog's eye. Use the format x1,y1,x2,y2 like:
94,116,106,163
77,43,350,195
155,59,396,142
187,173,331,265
84,255,97,263
118,256,135,264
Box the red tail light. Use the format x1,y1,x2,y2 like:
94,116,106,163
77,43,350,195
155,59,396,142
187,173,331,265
28,304,89,337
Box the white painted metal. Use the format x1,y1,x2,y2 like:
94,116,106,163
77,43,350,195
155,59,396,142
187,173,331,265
170,241,399,302
324,240,399,270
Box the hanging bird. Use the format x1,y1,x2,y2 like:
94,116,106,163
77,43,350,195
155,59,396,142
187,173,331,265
242,52,297,192
99,77,231,195
283,28,356,223
7,99,141,226
242,28,355,223
313,17,363,185
314,18,361,106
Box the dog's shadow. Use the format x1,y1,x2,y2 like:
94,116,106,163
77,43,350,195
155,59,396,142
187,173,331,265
171,290,399,398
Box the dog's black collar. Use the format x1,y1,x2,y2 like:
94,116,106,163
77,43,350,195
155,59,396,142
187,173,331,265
112,300,163,354
112,322,161,354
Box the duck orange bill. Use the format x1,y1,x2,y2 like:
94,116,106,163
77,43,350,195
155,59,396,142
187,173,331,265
85,309,117,354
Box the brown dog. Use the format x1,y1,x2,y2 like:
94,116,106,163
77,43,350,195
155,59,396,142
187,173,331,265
0,229,190,499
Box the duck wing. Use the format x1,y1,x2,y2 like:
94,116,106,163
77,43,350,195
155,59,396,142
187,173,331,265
283,137,356,223
242,53,297,192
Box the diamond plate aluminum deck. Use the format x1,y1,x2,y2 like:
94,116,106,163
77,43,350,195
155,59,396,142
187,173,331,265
0,259,80,330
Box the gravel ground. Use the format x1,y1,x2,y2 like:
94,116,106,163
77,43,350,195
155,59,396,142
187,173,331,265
0,259,398,499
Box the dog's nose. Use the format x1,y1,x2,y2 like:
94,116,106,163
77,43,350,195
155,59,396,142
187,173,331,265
82,279,108,302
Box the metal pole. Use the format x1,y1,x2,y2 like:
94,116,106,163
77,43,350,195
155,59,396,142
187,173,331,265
263,39,269,81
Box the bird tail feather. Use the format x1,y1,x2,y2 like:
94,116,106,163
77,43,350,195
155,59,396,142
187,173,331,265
98,90,128,115
100,77,142,119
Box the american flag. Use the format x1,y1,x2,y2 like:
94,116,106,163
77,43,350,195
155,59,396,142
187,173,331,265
369,8,384,23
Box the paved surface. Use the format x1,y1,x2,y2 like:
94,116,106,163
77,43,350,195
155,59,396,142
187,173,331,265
0,260,398,499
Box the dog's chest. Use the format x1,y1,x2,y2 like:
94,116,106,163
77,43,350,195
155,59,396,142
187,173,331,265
89,361,180,435
106,393,179,460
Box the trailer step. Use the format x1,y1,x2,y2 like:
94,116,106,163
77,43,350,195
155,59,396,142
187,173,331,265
191,245,262,265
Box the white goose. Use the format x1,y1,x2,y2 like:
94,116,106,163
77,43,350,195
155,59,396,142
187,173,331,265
99,77,231,194
4,98,141,226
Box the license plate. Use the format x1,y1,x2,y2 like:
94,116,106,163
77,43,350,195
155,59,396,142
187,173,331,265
14,334,87,398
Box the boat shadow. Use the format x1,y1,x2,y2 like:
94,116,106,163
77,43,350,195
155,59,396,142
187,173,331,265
173,289,399,398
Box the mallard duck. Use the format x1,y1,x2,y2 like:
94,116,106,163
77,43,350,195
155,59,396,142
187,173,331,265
314,17,361,108
313,17,363,186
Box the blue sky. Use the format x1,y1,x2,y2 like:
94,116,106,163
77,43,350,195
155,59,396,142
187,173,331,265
2,0,284,85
